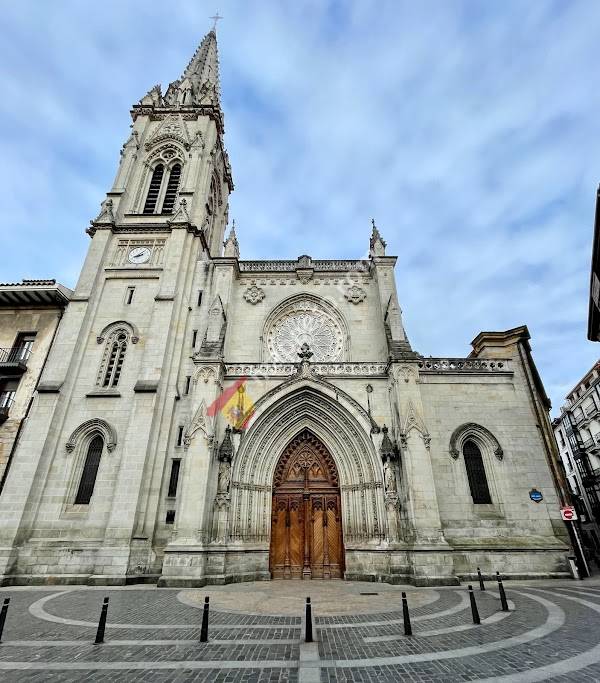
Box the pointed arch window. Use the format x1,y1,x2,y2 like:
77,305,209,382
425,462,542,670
98,329,129,388
142,159,183,215
143,164,164,214
161,164,181,214
463,439,492,504
74,435,103,504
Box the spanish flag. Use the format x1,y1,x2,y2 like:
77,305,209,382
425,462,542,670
206,377,255,430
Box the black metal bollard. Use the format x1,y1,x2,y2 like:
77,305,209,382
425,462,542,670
468,585,480,625
94,597,109,645
496,572,509,612
200,596,210,642
305,597,313,643
401,591,412,636
0,598,10,644
477,567,485,591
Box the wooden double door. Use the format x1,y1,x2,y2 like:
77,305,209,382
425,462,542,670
269,430,344,579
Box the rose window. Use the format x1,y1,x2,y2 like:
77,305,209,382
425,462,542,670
267,306,344,363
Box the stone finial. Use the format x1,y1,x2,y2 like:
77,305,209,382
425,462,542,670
369,218,386,257
92,198,115,226
223,219,240,258
166,197,190,226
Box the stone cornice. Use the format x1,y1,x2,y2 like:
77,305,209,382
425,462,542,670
417,358,513,374
238,258,373,274
224,362,388,378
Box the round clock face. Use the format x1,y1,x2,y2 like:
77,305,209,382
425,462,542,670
128,247,151,264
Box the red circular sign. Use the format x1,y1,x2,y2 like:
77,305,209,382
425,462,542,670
563,508,574,520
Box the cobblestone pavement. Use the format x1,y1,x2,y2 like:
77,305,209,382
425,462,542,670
1,579,600,681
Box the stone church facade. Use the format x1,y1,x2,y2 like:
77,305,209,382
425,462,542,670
0,30,570,587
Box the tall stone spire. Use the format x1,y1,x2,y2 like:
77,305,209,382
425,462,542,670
137,29,223,126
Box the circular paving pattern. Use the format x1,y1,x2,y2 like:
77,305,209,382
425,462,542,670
1,581,600,681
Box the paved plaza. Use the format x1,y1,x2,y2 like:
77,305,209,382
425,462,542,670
1,578,600,681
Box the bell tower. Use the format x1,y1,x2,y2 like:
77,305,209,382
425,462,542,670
0,28,235,585
98,28,233,255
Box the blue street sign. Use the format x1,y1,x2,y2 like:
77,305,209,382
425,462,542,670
529,488,543,503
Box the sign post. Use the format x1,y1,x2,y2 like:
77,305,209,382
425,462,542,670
560,506,589,579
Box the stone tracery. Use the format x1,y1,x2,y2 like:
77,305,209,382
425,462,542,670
264,295,348,363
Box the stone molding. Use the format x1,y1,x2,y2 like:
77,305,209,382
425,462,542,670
449,422,504,461
224,362,388,378
229,381,385,546
239,258,371,273
418,358,511,373
65,418,117,453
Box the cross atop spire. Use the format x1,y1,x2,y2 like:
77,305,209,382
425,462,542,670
210,12,223,31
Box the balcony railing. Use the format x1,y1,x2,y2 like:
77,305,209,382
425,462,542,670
0,346,31,374
573,413,586,425
0,391,15,424
583,467,600,484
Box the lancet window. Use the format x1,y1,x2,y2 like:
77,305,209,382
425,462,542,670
142,161,182,215
463,439,492,504
98,328,129,388
74,435,104,504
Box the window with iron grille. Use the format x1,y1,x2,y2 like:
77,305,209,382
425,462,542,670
463,439,492,504
74,435,103,504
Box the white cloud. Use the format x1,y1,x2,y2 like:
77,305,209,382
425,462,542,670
0,0,597,411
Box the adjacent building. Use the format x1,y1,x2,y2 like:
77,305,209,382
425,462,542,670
588,186,600,341
0,279,72,487
553,361,600,553
0,29,571,587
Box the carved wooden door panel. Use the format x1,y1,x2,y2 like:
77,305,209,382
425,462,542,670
270,430,344,579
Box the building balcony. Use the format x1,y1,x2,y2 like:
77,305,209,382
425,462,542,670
582,467,600,485
0,346,31,375
0,392,15,424
582,436,595,450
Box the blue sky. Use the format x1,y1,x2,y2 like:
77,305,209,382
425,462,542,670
0,0,598,412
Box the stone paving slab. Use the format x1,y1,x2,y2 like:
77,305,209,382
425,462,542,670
1,580,600,681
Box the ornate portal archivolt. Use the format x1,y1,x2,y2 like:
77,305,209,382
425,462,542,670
229,379,385,546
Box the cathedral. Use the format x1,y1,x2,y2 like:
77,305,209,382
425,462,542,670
0,29,571,587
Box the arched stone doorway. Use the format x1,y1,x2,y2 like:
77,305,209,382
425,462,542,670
269,429,345,579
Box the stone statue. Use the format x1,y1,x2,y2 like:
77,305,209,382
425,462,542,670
383,458,397,493
217,460,231,494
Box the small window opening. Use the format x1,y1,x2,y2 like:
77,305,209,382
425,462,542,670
168,459,181,497
184,376,191,395
126,287,135,305
166,510,176,524
192,330,198,347
177,426,184,447
197,290,203,306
